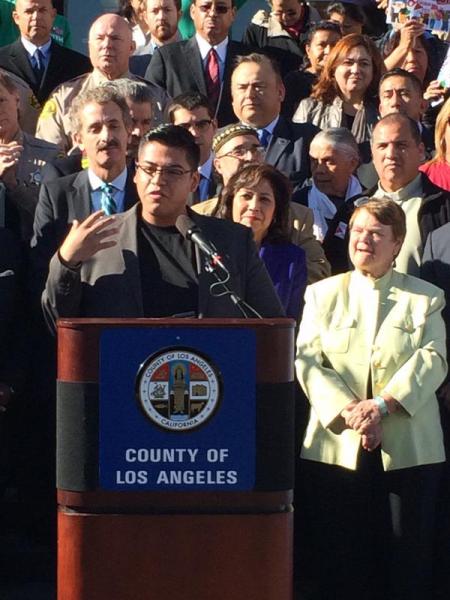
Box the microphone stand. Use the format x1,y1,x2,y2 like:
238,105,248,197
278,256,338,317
203,258,262,319
176,214,262,319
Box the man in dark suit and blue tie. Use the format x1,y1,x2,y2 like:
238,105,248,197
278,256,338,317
168,92,219,204
0,0,91,106
145,0,249,127
231,52,319,194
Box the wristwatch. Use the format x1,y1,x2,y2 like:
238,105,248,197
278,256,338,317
373,395,389,418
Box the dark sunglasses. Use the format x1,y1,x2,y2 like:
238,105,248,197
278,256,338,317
197,3,231,14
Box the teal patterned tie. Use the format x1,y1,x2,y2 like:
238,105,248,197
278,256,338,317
100,183,117,215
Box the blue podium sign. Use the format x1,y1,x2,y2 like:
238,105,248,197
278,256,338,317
99,327,256,491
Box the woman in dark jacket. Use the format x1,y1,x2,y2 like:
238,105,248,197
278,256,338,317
217,163,307,320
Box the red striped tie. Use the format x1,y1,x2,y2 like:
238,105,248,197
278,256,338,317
205,48,220,110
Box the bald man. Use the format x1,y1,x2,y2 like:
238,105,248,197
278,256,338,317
36,13,169,151
0,0,91,104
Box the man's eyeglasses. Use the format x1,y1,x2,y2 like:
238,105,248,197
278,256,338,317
217,144,265,160
197,3,231,14
136,163,193,180
177,119,213,132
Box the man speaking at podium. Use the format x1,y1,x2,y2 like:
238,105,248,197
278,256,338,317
42,125,284,329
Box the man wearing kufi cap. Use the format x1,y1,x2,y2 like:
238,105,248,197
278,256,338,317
193,123,330,283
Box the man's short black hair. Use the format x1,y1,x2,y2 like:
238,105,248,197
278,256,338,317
305,20,342,46
379,68,424,97
139,125,200,171
327,2,365,24
234,52,283,83
168,92,214,122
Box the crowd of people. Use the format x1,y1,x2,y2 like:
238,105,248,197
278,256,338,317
1,0,450,598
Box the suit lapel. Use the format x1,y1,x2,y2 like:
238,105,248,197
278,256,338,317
119,206,144,314
187,211,211,317
124,166,139,210
197,244,213,318
69,171,93,222
187,38,207,95
40,41,60,100
265,117,290,168
11,40,38,87
222,40,234,89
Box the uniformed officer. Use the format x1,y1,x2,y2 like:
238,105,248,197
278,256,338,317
0,71,59,241
36,13,170,152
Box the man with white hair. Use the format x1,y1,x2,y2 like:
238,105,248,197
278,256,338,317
35,13,169,152
296,128,361,244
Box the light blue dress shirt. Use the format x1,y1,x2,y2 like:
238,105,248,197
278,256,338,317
88,168,128,213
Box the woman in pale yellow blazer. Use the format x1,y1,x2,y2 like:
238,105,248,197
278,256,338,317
295,198,447,600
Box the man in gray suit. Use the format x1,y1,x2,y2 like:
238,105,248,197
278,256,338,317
31,84,139,300
42,125,284,330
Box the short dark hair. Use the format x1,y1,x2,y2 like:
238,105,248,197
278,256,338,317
379,68,423,97
305,20,342,46
327,2,365,24
373,113,422,146
233,52,282,84
350,198,406,245
168,92,214,122
138,124,200,170
117,0,134,20
217,163,291,243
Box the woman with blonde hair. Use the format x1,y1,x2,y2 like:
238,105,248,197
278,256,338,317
293,33,384,162
420,96,450,191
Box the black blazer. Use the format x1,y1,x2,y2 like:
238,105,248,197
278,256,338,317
30,168,139,299
188,168,221,205
422,221,450,366
42,205,285,330
40,152,83,183
0,39,91,104
130,54,152,78
145,38,250,127
0,228,29,392
264,116,319,193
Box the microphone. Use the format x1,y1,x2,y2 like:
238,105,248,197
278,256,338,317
176,214,229,275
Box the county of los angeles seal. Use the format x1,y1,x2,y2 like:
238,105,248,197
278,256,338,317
136,348,222,431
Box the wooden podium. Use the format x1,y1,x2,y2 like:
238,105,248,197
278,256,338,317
56,318,295,600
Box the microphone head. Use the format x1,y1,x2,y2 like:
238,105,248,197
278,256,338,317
175,214,197,240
